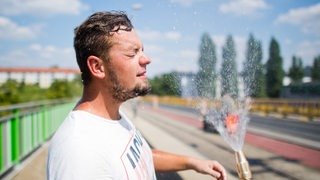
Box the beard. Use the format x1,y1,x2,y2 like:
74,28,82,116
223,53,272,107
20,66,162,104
108,68,151,102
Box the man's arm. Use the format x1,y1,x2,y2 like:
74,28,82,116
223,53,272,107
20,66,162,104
152,149,227,180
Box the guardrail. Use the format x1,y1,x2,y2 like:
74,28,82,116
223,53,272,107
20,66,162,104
251,99,320,120
0,99,75,177
141,96,320,121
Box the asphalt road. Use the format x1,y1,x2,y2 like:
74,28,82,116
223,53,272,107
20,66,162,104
248,114,320,147
138,103,320,180
158,103,320,150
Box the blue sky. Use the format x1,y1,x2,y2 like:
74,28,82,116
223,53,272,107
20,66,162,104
0,0,319,78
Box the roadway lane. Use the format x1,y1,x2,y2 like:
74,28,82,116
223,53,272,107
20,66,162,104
249,115,320,142
157,103,320,150
248,114,320,149
134,102,320,179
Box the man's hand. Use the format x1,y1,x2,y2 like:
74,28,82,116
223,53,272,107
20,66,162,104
153,150,227,180
188,158,227,180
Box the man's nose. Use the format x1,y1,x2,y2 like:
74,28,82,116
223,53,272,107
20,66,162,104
140,53,151,65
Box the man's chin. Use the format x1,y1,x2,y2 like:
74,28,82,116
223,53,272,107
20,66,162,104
113,81,152,102
137,86,151,96
135,83,152,97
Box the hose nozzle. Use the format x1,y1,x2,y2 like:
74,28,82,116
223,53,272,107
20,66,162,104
235,151,252,180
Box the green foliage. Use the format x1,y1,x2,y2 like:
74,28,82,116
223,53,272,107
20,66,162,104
149,72,180,96
312,55,320,81
0,76,82,106
46,76,82,99
18,83,46,102
220,35,238,97
243,34,266,98
0,79,21,105
266,37,285,98
196,33,217,98
288,56,304,83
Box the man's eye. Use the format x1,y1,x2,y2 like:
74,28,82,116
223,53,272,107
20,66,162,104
127,54,135,57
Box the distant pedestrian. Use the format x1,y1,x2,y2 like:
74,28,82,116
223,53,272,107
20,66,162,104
200,99,208,121
132,97,139,118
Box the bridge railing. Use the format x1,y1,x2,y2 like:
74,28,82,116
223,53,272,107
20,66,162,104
0,99,75,177
141,96,320,121
251,99,320,120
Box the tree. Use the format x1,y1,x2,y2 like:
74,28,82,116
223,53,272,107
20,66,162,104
46,79,81,99
18,83,46,102
312,55,320,81
149,72,180,96
266,37,285,98
220,35,238,97
288,55,304,83
242,33,266,97
195,33,217,98
0,79,20,105
0,76,82,106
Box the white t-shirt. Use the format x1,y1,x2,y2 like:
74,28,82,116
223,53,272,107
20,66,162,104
47,110,156,180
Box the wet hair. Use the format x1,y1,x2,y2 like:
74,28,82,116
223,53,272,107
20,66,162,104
73,11,133,85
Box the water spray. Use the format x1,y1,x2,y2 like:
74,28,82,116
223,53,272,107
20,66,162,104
209,95,252,180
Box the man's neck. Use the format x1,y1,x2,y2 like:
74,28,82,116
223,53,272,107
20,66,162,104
75,92,122,120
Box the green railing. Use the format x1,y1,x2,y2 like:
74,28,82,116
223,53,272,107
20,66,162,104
0,99,75,177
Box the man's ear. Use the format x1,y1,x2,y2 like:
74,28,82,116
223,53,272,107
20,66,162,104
87,55,105,79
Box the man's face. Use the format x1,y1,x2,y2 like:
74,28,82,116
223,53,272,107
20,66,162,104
105,29,151,102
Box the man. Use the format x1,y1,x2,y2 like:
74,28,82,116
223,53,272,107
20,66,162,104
47,11,226,180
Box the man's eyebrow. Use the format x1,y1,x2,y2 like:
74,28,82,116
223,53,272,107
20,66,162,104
127,43,142,51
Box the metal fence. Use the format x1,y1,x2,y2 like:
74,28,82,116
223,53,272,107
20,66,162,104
251,99,320,120
0,100,75,177
141,96,320,121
